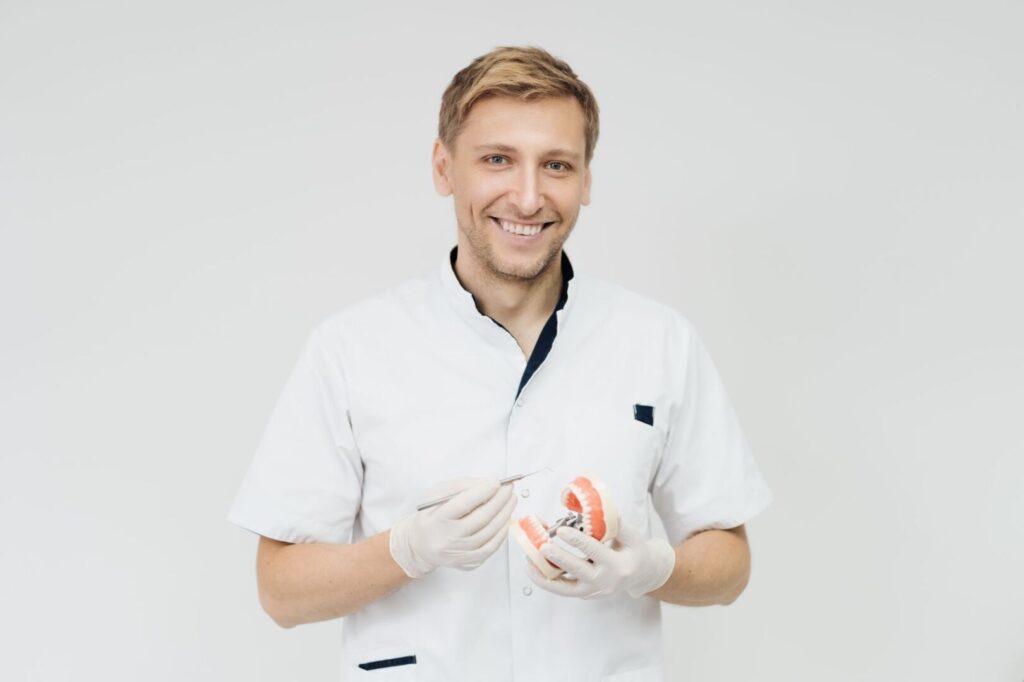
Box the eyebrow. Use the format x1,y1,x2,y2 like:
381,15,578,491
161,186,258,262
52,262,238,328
473,143,583,163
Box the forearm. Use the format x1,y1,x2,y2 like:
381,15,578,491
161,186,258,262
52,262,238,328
258,530,411,628
648,526,751,606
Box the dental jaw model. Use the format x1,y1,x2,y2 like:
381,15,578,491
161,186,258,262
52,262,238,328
510,474,620,579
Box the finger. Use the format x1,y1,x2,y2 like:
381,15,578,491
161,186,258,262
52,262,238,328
460,520,512,567
524,561,576,595
458,483,514,534
478,517,513,555
556,526,611,562
525,561,589,598
460,493,516,552
463,490,517,548
436,479,501,520
541,542,596,581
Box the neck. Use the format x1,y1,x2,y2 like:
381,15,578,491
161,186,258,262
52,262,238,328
452,247,563,330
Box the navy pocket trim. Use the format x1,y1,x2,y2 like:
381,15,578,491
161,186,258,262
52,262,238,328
633,403,654,426
358,655,417,671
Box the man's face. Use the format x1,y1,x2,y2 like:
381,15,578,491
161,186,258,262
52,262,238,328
432,95,592,282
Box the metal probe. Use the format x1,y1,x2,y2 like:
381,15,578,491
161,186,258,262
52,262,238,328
415,467,552,511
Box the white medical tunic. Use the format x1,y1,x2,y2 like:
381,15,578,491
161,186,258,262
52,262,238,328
227,246,773,681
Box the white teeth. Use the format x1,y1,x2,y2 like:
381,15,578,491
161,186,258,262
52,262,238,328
497,218,544,236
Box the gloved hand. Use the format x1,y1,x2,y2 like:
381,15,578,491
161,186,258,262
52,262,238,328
389,478,518,578
525,519,676,599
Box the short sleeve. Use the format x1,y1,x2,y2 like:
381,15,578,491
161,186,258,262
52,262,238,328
650,315,773,546
226,324,363,544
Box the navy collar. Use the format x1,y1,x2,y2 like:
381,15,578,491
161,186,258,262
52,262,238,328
447,245,574,316
439,245,577,374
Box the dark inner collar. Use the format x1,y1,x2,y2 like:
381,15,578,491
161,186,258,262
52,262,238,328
448,245,574,312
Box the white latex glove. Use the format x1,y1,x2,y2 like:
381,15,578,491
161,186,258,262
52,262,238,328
389,478,517,578
525,519,676,599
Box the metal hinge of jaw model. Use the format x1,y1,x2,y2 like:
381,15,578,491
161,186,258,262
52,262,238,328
509,473,621,580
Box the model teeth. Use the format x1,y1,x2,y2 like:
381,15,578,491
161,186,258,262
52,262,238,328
497,218,544,236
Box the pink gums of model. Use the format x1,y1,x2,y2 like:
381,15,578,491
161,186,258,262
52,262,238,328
509,473,620,579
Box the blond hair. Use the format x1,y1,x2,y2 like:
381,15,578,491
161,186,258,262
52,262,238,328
438,46,600,166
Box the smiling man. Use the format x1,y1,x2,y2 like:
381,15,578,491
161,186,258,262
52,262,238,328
434,91,592,360
228,46,773,681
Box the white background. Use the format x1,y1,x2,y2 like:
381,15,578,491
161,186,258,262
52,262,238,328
2,1,1022,680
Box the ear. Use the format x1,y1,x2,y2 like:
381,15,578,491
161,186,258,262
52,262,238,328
580,165,592,206
432,138,453,197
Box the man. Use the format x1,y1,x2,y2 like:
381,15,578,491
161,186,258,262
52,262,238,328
228,45,773,681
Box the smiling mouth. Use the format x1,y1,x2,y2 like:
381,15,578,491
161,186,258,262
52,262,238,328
490,216,556,236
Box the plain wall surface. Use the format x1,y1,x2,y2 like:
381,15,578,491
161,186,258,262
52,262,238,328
2,1,1022,680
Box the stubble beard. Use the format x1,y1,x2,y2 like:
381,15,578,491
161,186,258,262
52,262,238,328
459,212,567,283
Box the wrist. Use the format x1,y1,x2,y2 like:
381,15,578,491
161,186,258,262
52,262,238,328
628,537,676,598
388,514,435,579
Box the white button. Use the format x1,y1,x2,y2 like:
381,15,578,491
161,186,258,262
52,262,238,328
522,586,533,596
515,398,524,407
520,489,530,498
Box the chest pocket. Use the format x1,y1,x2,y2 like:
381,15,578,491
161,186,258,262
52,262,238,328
351,647,418,680
565,401,664,526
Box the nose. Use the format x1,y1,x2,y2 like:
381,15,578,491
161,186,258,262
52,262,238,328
509,164,543,217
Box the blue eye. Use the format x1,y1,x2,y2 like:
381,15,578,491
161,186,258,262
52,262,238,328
485,155,507,165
